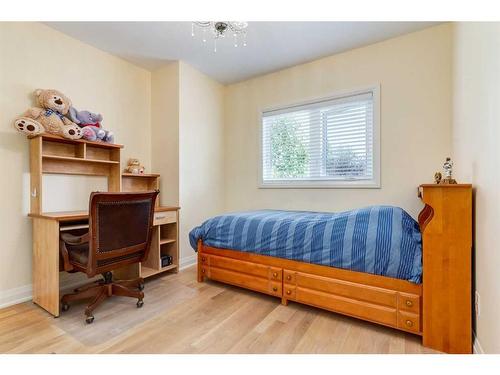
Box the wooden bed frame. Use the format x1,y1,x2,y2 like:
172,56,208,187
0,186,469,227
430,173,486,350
197,184,473,354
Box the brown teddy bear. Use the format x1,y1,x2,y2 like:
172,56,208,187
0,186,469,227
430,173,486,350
14,89,82,140
124,158,145,174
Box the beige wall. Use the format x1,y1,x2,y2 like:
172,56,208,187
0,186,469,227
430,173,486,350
452,22,500,354
224,24,452,219
151,62,180,206
179,62,225,262
0,23,151,297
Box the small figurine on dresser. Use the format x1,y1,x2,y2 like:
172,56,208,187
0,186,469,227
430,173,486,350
125,158,145,174
436,157,457,184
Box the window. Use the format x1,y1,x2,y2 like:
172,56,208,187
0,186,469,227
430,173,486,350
260,87,380,188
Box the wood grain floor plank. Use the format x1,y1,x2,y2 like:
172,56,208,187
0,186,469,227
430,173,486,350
0,266,438,354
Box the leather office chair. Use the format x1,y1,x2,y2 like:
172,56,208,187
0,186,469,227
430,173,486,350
60,191,159,324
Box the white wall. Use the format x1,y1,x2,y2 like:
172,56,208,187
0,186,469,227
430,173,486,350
149,61,225,265
151,62,180,206
179,62,225,262
0,22,152,299
452,22,500,354
224,24,452,219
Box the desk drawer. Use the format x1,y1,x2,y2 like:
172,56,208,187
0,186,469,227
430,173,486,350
154,211,176,225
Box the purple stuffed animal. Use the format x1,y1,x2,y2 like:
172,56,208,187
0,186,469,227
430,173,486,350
67,107,114,143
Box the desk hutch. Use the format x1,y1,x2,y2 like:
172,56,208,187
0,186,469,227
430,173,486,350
28,134,179,317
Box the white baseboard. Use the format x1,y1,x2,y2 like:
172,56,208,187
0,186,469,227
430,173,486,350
179,254,197,270
473,331,485,354
0,284,32,310
0,278,96,310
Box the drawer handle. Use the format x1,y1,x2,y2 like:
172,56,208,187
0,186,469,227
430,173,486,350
201,257,206,262
272,287,278,292
156,215,166,220
405,320,413,327
202,269,206,274
286,275,292,281
272,272,278,278
405,300,413,307
286,290,291,295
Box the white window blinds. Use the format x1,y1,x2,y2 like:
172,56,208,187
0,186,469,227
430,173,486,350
261,89,378,187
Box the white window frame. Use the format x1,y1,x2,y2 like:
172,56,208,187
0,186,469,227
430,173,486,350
259,85,380,189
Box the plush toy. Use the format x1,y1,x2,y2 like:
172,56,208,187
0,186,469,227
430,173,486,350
13,89,82,140
125,158,145,174
68,107,114,143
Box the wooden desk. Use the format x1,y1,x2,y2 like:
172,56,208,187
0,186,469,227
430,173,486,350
28,135,181,317
29,206,179,317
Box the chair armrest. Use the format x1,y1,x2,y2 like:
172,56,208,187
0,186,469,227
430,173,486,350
60,232,89,245
59,240,74,272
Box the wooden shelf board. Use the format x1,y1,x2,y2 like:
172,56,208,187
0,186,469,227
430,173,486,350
160,264,177,272
42,155,119,165
155,206,181,212
160,238,176,245
141,264,177,278
122,173,160,178
34,133,123,149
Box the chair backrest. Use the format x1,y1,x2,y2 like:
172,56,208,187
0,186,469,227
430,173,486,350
87,191,158,277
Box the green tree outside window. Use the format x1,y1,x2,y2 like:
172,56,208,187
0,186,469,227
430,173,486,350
270,118,308,178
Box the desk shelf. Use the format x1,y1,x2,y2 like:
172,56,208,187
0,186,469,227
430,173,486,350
122,173,160,198
42,155,120,165
140,212,179,279
30,135,123,214
141,264,177,278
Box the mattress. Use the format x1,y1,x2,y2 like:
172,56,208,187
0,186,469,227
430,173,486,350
189,207,422,283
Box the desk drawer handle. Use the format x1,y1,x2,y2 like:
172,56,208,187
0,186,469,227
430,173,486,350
405,320,413,327
201,257,206,262
286,275,292,281
272,272,278,278
156,215,166,220
202,269,206,274
405,300,413,307
272,287,278,292
286,290,291,295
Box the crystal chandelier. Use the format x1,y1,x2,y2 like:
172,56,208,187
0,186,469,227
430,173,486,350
191,22,248,52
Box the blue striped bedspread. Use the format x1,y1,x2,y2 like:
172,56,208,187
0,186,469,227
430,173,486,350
189,206,422,283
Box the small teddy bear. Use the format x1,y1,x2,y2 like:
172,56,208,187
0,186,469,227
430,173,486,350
125,158,145,174
68,107,114,143
13,89,82,140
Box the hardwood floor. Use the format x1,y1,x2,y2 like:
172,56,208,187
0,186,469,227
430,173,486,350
0,266,438,354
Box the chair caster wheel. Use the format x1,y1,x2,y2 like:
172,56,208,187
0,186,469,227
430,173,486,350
85,315,95,324
62,303,70,312
137,300,144,308
138,283,145,291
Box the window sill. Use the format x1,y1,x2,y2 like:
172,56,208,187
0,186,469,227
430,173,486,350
259,181,381,189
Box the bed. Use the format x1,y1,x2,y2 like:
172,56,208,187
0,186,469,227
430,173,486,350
189,185,473,354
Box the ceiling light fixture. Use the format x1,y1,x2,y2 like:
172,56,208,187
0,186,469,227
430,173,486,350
191,22,248,52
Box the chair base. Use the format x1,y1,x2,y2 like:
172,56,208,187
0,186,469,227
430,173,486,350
61,271,145,324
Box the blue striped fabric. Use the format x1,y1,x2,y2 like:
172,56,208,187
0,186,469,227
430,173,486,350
189,206,422,283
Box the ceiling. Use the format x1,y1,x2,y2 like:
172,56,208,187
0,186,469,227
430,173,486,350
46,22,440,84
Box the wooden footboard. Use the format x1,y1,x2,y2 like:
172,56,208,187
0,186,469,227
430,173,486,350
197,242,422,336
